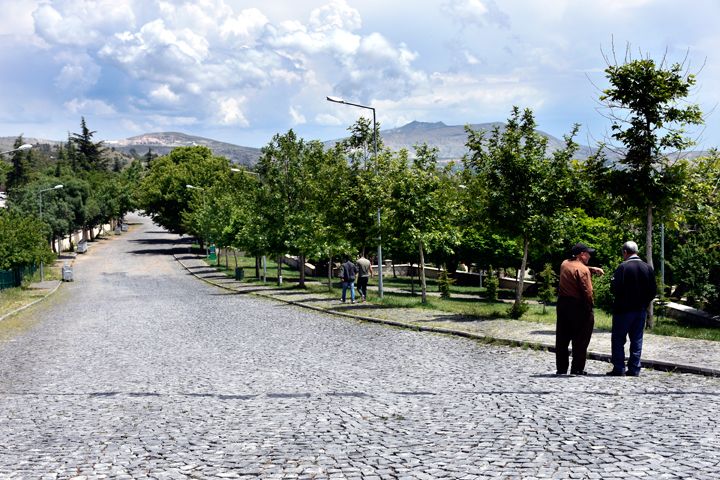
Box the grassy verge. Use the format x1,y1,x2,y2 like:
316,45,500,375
203,256,720,341
0,264,62,318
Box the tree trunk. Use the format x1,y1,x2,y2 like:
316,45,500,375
328,256,333,290
419,241,427,304
515,236,530,308
255,256,260,279
233,249,238,269
410,262,415,296
277,254,283,286
646,205,655,328
299,254,306,288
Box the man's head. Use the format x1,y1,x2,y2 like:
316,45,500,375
571,242,595,265
622,241,639,258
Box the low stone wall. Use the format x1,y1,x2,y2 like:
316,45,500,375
663,301,720,327
55,222,115,253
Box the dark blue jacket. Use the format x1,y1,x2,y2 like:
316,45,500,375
610,255,657,313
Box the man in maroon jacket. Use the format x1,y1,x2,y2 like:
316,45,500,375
556,242,604,375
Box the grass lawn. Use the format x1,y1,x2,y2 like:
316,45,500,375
204,254,720,342
0,263,62,318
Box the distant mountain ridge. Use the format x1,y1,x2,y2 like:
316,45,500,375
106,132,261,166
5,122,708,168
376,120,599,161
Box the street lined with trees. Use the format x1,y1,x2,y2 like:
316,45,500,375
1,48,719,319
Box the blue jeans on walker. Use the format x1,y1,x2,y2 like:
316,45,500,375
342,280,355,302
611,310,646,374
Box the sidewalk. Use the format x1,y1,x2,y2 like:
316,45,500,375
176,252,720,377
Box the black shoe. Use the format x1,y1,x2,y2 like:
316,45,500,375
606,370,625,376
555,371,567,376
625,370,640,377
570,370,588,375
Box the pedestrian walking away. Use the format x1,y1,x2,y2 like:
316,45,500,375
340,256,358,304
607,241,657,377
555,242,604,375
355,253,373,302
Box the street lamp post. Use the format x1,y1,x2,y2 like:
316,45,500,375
38,184,63,282
326,95,384,298
0,143,32,155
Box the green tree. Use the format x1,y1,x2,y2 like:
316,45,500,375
138,146,230,235
599,48,703,325
5,136,32,191
0,209,55,271
464,107,579,314
387,144,461,303
70,117,107,172
537,263,557,314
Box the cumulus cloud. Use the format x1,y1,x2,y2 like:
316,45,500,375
64,98,116,115
289,106,306,125
53,52,101,92
442,0,510,28
33,0,135,47
215,96,249,126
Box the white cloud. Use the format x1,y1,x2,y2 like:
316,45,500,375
215,97,249,126
220,8,269,44
149,85,180,104
33,0,135,47
289,106,306,125
64,98,116,115
53,53,101,92
308,0,362,32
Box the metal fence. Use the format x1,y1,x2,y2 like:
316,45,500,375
0,265,37,291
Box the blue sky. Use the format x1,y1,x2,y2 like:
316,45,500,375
0,0,718,149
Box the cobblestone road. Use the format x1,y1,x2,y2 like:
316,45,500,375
0,214,719,479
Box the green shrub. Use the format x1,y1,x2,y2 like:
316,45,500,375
537,263,557,313
438,268,455,299
485,266,499,301
507,300,529,319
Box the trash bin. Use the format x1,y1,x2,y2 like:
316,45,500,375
77,240,88,254
62,264,73,282
121,223,129,232
114,226,121,235
234,267,245,280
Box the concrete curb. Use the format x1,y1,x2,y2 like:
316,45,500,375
174,254,720,378
0,280,62,323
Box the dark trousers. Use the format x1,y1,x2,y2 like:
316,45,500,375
556,296,595,374
611,310,646,374
357,276,369,299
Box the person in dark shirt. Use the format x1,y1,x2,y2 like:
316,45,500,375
340,256,358,304
607,241,657,377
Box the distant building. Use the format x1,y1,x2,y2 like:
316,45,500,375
0,192,6,208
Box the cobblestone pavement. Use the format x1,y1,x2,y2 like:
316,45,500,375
177,258,720,377
1,214,719,479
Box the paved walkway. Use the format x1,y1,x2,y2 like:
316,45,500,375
176,252,720,377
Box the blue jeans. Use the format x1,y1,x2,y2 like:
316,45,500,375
341,281,355,302
611,310,646,374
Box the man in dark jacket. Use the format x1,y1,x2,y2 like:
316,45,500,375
340,256,358,304
607,241,657,377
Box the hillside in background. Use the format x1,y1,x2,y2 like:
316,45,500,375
106,132,261,166
327,120,599,162
7,121,710,169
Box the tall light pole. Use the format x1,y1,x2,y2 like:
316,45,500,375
186,184,209,258
38,184,63,282
0,143,32,155
326,95,384,298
